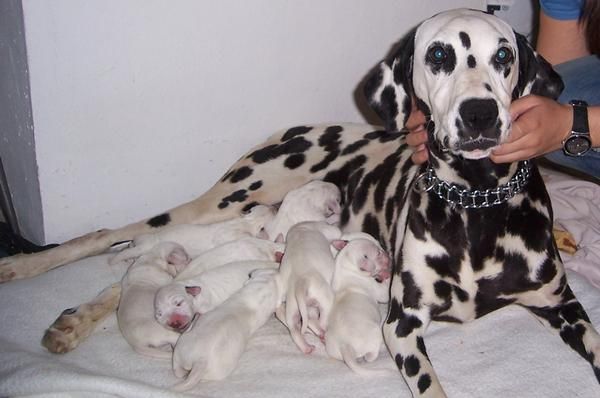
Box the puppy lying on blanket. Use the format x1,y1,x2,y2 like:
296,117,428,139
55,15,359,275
172,267,286,390
117,242,189,358
325,233,392,376
277,221,342,353
173,237,284,281
154,260,279,331
263,180,342,241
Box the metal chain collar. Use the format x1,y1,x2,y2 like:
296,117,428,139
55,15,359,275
414,160,531,209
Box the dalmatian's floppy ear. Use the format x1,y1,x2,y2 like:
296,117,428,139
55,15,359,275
363,28,416,133
513,31,564,100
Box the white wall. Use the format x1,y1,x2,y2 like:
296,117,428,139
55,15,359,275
20,0,532,244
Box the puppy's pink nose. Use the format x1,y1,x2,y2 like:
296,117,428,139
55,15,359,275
167,314,190,331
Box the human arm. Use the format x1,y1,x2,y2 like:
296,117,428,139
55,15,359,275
490,95,600,163
537,4,589,65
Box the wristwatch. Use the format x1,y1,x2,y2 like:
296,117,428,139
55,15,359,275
562,100,592,156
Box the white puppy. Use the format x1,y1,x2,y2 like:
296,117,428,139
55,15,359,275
278,221,342,354
263,180,341,242
116,241,190,358
110,204,275,264
325,234,393,376
172,268,286,390
154,260,278,331
174,237,284,281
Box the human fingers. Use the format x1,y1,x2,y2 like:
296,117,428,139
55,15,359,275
406,129,428,148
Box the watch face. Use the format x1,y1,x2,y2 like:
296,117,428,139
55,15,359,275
565,135,592,156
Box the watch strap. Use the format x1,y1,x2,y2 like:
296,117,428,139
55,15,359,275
570,100,590,134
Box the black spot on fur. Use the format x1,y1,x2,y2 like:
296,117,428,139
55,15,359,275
248,137,312,164
426,42,456,75
395,354,404,370
281,126,313,141
416,337,428,358
220,190,248,209
507,198,550,252
362,213,381,243
537,258,557,284
342,139,369,155
241,201,260,213
284,154,306,169
459,31,471,49
484,83,492,92
467,55,476,68
388,301,424,337
418,374,432,394
404,355,421,377
453,285,469,302
147,213,171,228
402,271,422,308
434,280,452,299
229,166,253,183
323,155,367,196
248,181,263,191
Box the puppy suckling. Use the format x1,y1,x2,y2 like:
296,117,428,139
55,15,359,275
110,204,276,264
324,233,393,376
116,242,190,358
277,221,342,354
154,260,279,332
174,237,284,281
171,268,286,390
263,180,342,242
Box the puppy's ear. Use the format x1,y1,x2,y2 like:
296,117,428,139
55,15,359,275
331,239,348,251
363,27,416,132
185,286,201,297
513,31,564,100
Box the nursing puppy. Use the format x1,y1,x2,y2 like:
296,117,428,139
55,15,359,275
155,260,279,331
325,235,392,375
174,237,284,281
263,180,342,242
117,242,190,358
110,204,275,264
278,221,342,354
172,268,286,390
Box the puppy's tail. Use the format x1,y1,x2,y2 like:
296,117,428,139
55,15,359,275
172,362,205,392
340,345,396,378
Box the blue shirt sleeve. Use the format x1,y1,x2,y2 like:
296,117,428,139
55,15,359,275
539,0,584,20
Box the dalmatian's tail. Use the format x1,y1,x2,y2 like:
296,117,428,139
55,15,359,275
340,345,397,377
295,278,311,335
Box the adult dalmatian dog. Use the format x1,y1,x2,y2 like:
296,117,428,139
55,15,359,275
1,8,599,397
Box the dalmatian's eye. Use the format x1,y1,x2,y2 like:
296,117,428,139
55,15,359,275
428,46,447,64
494,47,513,64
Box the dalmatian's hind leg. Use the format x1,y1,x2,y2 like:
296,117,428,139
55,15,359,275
522,283,600,383
383,301,447,398
41,283,121,353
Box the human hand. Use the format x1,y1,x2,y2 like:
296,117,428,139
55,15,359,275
490,95,572,164
406,101,428,164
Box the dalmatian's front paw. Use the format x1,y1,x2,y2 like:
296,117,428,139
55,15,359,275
41,283,121,353
41,305,96,353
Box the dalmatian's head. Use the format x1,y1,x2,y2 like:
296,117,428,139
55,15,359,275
364,8,563,160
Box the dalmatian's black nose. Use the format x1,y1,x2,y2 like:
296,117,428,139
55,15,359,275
459,98,498,134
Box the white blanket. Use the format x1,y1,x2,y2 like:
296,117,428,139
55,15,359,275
1,168,599,398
